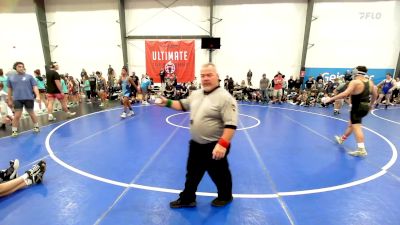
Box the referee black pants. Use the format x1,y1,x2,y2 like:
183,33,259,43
179,140,233,202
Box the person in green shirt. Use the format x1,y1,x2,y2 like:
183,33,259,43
34,69,47,112
0,69,8,93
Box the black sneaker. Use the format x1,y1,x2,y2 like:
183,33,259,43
26,160,46,184
211,197,233,207
0,159,19,182
169,198,196,208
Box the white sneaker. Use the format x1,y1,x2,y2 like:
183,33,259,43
348,148,368,157
48,114,56,121
120,112,127,118
127,111,134,117
33,126,40,133
335,135,344,144
99,103,104,107
67,111,76,118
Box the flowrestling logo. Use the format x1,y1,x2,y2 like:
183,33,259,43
359,12,382,20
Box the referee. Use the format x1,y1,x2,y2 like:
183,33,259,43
156,63,238,208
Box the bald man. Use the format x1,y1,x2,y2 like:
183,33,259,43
156,63,238,208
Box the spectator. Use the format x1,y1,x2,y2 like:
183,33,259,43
7,62,40,137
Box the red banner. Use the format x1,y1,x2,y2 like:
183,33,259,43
145,40,195,83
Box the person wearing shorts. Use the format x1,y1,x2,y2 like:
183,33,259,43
324,66,378,157
118,67,138,118
45,62,76,121
375,73,396,109
140,74,151,105
68,76,79,106
6,62,40,137
272,73,283,104
97,72,107,107
333,79,349,115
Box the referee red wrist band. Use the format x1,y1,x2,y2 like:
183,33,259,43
218,138,230,148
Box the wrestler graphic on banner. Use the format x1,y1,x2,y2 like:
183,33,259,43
165,61,177,86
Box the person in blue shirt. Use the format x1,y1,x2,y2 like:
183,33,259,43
118,67,139,118
7,62,40,137
375,73,396,109
140,74,151,105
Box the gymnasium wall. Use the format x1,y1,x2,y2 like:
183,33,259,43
305,0,400,83
0,0,398,83
45,0,123,77
0,1,44,74
213,0,307,83
307,0,400,68
125,0,210,78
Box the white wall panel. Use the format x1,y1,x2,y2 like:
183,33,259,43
213,0,307,83
125,0,210,82
307,0,400,69
125,0,210,36
46,0,122,78
0,1,45,74
2,0,399,82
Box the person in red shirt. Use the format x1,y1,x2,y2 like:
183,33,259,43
272,73,283,104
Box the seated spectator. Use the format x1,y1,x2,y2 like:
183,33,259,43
175,83,184,100
325,80,335,94
0,83,13,129
180,83,189,99
240,80,246,88
305,77,314,90
306,91,317,107
164,83,176,99
316,79,325,93
294,78,302,92
188,82,197,95
298,91,309,106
